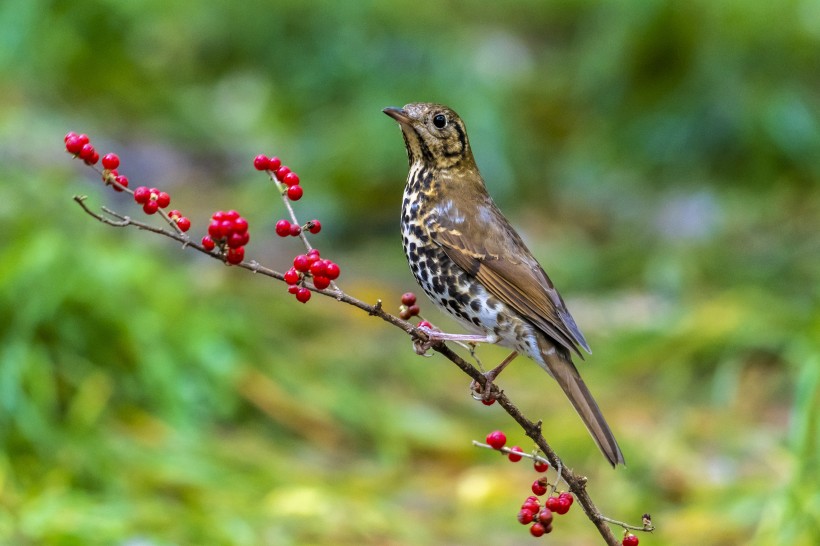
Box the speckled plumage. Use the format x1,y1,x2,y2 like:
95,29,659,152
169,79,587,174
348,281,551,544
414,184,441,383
385,103,625,466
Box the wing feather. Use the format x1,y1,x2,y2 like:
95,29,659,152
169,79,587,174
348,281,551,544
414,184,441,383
427,197,591,357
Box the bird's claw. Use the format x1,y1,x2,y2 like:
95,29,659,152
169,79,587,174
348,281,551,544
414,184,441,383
412,325,438,355
470,373,500,402
412,338,434,356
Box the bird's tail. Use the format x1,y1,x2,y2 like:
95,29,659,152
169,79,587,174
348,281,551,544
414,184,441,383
538,338,625,467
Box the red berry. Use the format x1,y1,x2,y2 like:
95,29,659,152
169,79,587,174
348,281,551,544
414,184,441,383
295,287,311,303
79,143,95,161
115,174,129,189
208,221,224,240
176,217,191,232
268,156,281,171
309,259,327,277
558,492,574,506
283,268,300,285
287,285,299,295
531,479,547,496
537,508,553,526
485,430,506,450
481,397,496,406
102,153,120,170
417,320,433,329
65,135,84,154
283,172,300,186
401,292,417,306
517,510,534,525
156,191,171,208
293,254,309,272
275,166,291,181
289,223,302,237
324,261,340,280
201,236,215,250
86,150,100,165
64,131,78,143
77,134,90,145
143,200,159,215
305,251,320,266
212,211,226,221
545,496,560,512
313,276,330,290
287,185,303,201
275,219,291,237
555,496,571,515
225,210,240,221
622,534,639,546
133,186,150,204
227,232,245,249
253,154,270,170
507,446,524,462
233,216,248,234
534,460,549,473
521,499,540,514
226,246,244,265
529,523,546,537
307,220,321,234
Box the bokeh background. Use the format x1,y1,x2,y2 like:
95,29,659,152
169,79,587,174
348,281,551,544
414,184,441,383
1,1,818,545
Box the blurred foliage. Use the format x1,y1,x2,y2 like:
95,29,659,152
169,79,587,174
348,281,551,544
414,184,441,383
1,0,819,544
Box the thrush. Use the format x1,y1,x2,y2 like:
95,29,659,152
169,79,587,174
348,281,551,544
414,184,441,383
384,102,625,467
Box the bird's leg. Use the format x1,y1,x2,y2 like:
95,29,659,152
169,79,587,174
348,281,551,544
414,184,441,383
471,351,519,401
418,327,498,344
413,325,498,355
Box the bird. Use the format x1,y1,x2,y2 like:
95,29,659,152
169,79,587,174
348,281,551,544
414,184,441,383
383,102,625,467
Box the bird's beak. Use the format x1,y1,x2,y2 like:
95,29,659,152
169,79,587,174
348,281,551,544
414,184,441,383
383,106,412,126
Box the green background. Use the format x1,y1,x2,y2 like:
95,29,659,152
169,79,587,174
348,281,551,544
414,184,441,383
1,1,818,544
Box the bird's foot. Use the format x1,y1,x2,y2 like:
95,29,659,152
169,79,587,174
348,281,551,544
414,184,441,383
470,351,519,401
470,374,500,402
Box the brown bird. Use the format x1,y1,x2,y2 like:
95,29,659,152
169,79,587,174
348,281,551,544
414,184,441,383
384,102,625,466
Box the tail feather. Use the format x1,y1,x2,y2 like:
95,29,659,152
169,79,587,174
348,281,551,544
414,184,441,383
539,339,625,467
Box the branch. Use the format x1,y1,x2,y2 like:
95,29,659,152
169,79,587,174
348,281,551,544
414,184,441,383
74,194,649,546
64,139,652,545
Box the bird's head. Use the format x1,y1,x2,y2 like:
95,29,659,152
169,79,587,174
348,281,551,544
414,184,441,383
383,103,474,170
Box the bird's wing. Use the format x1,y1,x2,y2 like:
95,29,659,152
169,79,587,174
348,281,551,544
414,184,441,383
426,197,591,357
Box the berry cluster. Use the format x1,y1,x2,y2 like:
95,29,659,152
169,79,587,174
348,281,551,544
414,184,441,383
202,210,250,265
133,186,171,214
64,132,100,166
282,248,341,302
399,292,421,320
252,153,341,303
99,153,130,192
518,491,575,537
275,218,322,238
483,430,580,538
65,132,194,232
485,431,532,463
253,154,303,201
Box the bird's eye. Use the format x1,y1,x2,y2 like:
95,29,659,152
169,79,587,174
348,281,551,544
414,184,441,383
432,113,447,129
